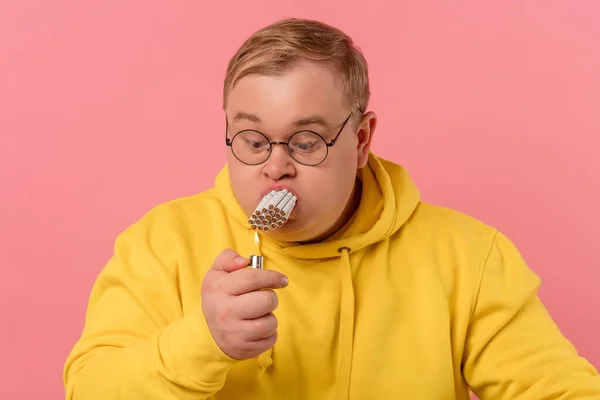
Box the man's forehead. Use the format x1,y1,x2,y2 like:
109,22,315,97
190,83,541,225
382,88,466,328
226,64,347,124
230,111,335,129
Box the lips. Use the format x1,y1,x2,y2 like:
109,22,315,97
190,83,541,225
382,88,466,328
260,185,299,201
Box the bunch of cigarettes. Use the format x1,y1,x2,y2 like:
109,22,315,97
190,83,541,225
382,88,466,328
248,189,297,232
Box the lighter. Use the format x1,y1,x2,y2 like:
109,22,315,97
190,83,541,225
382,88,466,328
249,254,264,269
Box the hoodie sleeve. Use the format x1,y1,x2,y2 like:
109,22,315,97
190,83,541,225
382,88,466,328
462,231,600,399
63,223,237,399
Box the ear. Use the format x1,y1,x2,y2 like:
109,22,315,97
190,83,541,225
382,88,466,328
356,111,377,168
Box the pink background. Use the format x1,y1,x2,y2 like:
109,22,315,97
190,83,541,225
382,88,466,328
1,1,599,398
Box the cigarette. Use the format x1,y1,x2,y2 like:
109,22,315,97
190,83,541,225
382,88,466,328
282,198,295,217
270,190,288,210
275,192,293,211
256,191,275,213
249,189,297,231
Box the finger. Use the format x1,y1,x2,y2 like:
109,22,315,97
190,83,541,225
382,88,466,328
211,249,249,273
225,268,289,295
250,332,278,351
243,312,278,341
232,290,278,320
237,332,278,360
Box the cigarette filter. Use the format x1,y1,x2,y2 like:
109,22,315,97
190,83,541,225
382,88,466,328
248,189,296,231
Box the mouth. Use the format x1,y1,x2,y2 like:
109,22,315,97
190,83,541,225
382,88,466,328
248,188,298,232
259,185,298,199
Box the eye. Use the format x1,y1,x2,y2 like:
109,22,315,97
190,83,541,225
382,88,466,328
247,139,267,149
239,131,269,151
291,132,324,153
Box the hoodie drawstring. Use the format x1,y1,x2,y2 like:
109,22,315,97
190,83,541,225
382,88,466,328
336,247,355,399
256,246,356,400
257,349,273,370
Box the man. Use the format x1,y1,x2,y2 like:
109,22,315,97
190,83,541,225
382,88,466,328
64,18,600,399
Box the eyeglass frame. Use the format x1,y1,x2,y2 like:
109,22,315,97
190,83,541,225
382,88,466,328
225,112,354,166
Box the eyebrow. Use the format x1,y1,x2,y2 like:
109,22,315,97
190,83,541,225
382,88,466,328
292,115,332,129
232,111,261,124
232,111,333,129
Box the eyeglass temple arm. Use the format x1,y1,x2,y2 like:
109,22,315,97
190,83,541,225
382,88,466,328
326,112,353,147
225,117,232,146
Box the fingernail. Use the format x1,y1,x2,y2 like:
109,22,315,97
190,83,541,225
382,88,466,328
280,276,289,286
235,256,246,264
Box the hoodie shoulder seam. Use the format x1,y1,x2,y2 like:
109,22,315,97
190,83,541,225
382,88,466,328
469,229,499,319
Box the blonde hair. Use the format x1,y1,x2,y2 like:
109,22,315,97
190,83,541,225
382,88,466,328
223,18,370,115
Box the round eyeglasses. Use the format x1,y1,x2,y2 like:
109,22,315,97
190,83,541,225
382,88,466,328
225,113,352,166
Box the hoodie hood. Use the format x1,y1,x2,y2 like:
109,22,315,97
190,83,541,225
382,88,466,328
215,152,421,259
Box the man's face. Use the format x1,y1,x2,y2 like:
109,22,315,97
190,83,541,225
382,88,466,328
225,61,375,243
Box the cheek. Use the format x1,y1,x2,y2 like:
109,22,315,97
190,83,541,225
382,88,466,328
330,146,358,185
330,151,359,201
228,164,258,210
304,160,357,210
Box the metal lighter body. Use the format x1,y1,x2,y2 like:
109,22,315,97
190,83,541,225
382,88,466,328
249,254,264,269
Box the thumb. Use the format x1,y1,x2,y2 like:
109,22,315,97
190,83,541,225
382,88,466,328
212,248,250,273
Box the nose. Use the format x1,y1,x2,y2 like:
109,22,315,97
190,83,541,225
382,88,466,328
262,143,296,180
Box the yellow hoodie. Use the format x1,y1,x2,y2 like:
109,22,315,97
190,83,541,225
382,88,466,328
64,153,600,399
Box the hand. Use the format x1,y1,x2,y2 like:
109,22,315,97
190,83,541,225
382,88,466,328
201,249,289,360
